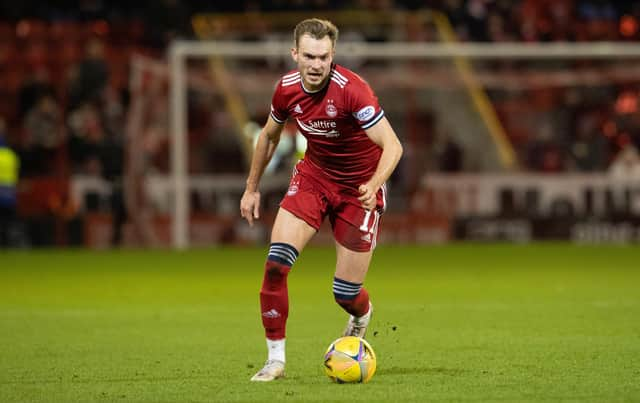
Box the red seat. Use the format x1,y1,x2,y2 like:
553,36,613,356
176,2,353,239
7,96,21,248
58,41,82,65
0,21,14,42
4,68,24,93
24,40,50,70
0,42,17,65
49,21,82,43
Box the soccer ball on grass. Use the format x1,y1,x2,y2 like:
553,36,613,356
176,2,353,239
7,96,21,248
323,336,377,383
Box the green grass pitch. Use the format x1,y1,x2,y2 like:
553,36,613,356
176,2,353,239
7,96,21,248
1,244,639,402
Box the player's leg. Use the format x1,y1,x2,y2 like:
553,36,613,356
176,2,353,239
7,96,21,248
333,241,374,338
330,185,386,339
251,207,316,382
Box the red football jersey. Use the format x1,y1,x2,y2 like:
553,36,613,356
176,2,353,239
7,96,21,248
270,63,384,188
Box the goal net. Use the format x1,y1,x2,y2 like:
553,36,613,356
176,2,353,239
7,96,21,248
126,36,640,248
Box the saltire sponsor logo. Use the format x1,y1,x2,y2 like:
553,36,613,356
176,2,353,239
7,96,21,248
296,118,340,138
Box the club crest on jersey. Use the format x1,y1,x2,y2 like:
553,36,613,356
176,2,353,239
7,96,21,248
354,105,375,122
326,100,337,118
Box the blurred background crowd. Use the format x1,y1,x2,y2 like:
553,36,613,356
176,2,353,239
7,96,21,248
2,0,640,248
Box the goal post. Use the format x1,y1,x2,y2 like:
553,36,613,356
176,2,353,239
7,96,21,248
167,40,640,249
168,44,189,250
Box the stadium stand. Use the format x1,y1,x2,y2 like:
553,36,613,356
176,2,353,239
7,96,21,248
1,0,640,246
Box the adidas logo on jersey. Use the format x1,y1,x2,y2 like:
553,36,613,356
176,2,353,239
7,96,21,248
262,309,281,318
294,104,303,114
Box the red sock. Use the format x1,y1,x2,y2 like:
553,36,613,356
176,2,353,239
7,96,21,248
336,287,370,317
260,260,291,340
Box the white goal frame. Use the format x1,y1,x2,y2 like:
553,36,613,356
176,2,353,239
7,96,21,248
168,40,640,249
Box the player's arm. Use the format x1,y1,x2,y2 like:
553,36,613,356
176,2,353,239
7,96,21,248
240,116,285,226
359,116,403,210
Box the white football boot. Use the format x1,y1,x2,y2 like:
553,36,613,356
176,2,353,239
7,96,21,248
343,302,373,338
250,359,285,382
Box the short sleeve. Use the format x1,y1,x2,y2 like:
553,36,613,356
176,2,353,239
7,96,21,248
347,75,385,130
270,81,289,124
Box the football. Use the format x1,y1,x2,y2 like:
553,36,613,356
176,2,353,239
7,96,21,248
323,336,377,383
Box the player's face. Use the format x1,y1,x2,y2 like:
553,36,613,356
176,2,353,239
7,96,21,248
292,34,334,92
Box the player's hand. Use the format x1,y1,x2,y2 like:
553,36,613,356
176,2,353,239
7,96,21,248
240,190,261,227
357,183,377,211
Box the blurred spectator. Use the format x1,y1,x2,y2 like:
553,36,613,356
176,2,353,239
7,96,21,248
0,118,20,247
609,144,640,179
101,87,126,246
17,68,55,121
206,102,245,174
68,37,109,111
465,0,491,42
121,74,164,247
526,119,567,173
21,93,63,176
436,133,464,172
67,102,105,175
100,87,126,180
567,110,608,171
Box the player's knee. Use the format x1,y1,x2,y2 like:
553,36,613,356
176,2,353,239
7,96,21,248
333,277,362,306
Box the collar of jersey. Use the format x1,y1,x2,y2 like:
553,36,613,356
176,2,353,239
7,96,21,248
300,65,335,94
301,79,328,95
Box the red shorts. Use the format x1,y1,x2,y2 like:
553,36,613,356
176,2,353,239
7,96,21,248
280,160,387,252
